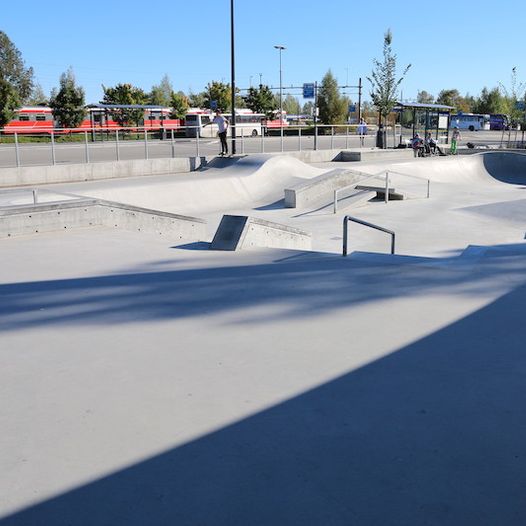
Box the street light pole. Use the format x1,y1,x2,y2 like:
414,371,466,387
230,0,236,155
274,45,286,152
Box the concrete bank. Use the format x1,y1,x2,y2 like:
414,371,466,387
0,199,206,240
0,149,419,188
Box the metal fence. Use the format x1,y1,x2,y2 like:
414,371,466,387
0,124,398,169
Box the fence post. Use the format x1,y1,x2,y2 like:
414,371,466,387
342,216,348,256
314,124,318,151
51,131,56,165
32,188,38,204
196,128,200,158
84,131,90,163
385,171,389,204
261,128,265,153
241,128,245,155
331,126,334,150
333,189,338,214
299,126,302,152
345,125,349,149
115,129,120,161
14,132,20,167
144,129,148,160
171,129,175,158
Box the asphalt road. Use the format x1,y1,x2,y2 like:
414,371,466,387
0,129,518,168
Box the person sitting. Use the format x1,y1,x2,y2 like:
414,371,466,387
412,134,425,157
424,132,444,156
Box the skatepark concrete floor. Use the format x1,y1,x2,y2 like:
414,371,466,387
1,152,526,525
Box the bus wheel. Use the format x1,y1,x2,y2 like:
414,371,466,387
251,129,258,137
469,125,474,131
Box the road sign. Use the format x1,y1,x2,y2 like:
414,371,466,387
348,104,356,113
210,100,218,110
303,83,315,99
515,101,525,111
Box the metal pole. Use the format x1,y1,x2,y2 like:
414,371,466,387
84,131,90,163
196,128,200,158
171,129,175,158
385,171,389,204
14,132,20,167
345,125,349,149
299,126,302,151
331,126,334,149
358,77,362,123
261,127,265,153
343,217,348,256
274,45,286,153
32,188,38,204
314,81,318,150
51,131,56,165
144,129,148,160
241,128,245,154
230,0,237,154
115,129,120,161
334,189,338,214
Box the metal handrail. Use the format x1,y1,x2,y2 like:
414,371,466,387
342,215,395,256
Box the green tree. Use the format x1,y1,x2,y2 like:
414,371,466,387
205,81,231,111
499,67,526,126
188,91,206,108
0,78,20,127
170,91,189,119
244,84,277,117
417,90,434,104
101,83,148,126
437,89,473,112
49,69,86,129
0,31,34,102
149,74,173,106
318,70,347,124
367,29,410,124
302,101,314,116
26,83,49,106
282,94,301,115
473,87,506,114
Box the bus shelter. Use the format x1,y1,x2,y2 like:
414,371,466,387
394,102,453,145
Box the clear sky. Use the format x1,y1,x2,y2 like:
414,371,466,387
2,0,524,105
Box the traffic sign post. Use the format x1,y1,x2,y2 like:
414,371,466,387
303,83,315,99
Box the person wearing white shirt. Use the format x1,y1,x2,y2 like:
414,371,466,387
205,109,229,156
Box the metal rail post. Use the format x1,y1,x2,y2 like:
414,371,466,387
196,129,200,158
345,125,349,149
299,126,302,151
14,133,20,167
385,171,389,203
32,188,38,204
331,126,334,150
115,130,120,161
241,129,245,154
261,128,265,153
171,129,175,158
144,129,148,160
51,131,56,165
84,131,90,163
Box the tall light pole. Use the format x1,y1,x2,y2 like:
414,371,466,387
274,45,286,152
230,0,236,154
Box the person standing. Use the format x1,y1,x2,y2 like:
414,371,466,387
357,118,367,147
205,109,229,156
451,126,461,155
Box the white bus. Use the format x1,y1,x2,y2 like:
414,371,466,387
185,110,264,138
449,113,490,131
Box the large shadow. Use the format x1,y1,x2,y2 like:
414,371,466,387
1,247,524,332
483,151,526,184
2,281,526,525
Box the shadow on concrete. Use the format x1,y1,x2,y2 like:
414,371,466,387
483,151,526,184
1,246,525,333
2,282,526,525
172,241,211,251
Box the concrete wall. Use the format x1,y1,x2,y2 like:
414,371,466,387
0,199,207,240
284,169,365,208
211,215,311,251
0,157,209,188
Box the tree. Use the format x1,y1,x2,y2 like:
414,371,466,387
101,83,148,126
302,101,314,116
417,90,434,104
170,91,189,119
204,81,231,111
149,74,173,106
473,87,506,115
318,70,347,124
499,67,526,126
27,83,49,106
188,91,206,108
244,84,277,117
49,69,86,129
0,31,34,102
282,94,301,115
436,89,473,112
0,79,20,127
367,29,410,123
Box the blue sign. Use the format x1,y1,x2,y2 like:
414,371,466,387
348,104,356,113
303,83,315,99
210,100,218,110
515,101,525,111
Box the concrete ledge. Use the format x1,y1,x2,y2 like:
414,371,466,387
0,199,206,240
338,149,414,162
210,214,311,251
284,169,365,208
0,156,210,188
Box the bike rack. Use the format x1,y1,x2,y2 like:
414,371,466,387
342,215,395,256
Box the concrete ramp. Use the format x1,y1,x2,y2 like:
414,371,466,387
0,199,206,240
210,214,311,251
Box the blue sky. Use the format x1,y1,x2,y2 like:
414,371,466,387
2,0,524,105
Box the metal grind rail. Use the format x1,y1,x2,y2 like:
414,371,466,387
333,169,431,214
342,215,395,256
